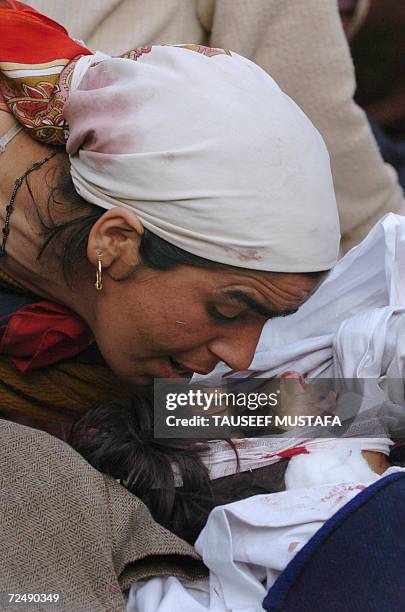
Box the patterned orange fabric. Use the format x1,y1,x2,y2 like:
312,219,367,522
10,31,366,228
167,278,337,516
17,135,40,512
0,1,91,144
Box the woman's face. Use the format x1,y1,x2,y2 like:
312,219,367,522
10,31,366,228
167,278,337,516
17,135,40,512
90,264,323,385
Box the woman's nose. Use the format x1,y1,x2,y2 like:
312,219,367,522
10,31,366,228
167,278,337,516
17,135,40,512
207,320,264,371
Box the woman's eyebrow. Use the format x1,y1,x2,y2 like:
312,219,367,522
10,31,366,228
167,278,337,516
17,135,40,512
222,290,297,319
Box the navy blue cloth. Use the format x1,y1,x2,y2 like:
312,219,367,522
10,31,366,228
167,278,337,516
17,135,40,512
0,277,37,322
263,472,405,611
370,120,405,191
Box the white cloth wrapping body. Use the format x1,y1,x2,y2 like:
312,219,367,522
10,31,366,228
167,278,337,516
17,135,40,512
127,467,404,612
245,213,405,379
127,214,405,611
193,213,405,482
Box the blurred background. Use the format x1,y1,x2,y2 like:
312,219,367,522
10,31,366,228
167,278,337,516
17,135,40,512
341,0,405,183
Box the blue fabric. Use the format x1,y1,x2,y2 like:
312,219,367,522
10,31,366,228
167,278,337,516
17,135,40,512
263,471,405,611
370,120,405,191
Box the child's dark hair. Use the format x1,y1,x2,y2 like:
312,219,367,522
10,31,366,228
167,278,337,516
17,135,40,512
69,394,288,543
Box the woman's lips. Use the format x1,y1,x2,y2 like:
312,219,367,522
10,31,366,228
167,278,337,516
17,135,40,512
159,357,195,379
144,357,216,380
169,356,216,376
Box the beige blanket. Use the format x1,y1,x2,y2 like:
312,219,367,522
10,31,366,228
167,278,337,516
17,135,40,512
0,420,206,612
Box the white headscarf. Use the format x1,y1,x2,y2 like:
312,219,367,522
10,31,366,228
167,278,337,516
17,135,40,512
64,44,340,272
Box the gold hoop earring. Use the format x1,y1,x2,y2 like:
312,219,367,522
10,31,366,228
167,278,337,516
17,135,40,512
95,253,103,291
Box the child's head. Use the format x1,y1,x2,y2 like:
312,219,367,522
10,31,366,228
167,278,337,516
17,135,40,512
69,394,288,543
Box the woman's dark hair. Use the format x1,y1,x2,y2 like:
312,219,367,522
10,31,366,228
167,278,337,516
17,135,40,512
34,169,224,285
69,395,289,543
33,168,327,284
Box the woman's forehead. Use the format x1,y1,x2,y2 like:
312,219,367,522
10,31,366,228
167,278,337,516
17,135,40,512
205,266,324,290
185,267,324,312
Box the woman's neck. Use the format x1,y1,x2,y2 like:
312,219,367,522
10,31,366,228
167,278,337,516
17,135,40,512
0,113,95,322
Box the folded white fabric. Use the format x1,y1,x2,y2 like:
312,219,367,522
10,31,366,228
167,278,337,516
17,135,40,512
175,436,391,484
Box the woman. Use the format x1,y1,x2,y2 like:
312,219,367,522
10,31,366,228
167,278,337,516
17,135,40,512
0,2,339,434
0,6,400,612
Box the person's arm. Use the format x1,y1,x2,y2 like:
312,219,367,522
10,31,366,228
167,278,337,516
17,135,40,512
198,0,404,252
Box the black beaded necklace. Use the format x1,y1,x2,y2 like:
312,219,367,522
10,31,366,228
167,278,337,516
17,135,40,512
0,151,57,257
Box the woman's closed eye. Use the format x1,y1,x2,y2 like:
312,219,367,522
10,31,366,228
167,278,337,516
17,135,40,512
208,304,243,324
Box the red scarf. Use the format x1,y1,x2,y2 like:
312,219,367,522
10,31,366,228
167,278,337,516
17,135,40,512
0,301,93,373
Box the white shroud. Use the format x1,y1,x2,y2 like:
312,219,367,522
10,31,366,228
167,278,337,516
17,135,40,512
127,214,405,611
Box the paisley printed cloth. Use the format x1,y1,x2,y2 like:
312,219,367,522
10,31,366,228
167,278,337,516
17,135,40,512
0,0,91,144
0,4,230,145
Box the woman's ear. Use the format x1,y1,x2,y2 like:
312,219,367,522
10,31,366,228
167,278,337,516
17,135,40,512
87,208,145,279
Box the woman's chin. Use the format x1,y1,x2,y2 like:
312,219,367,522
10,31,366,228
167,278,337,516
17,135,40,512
106,362,155,387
